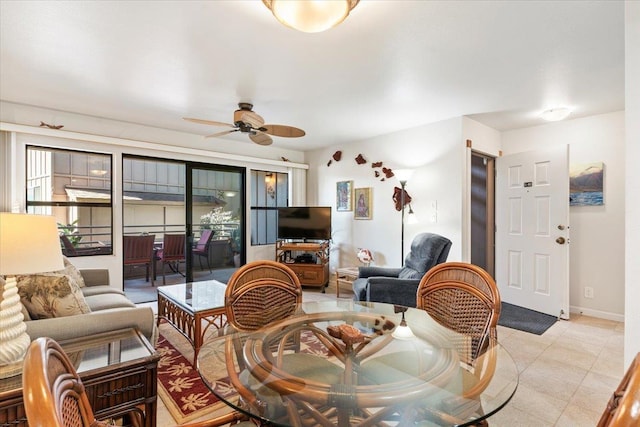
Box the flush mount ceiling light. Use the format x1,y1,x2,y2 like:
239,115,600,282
262,0,360,33
540,107,572,122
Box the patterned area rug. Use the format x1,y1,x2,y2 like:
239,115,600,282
156,325,235,424
156,321,330,424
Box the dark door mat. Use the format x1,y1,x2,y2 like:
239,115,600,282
498,302,558,335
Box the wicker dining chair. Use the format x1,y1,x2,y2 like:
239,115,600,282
597,352,640,427
415,262,502,425
224,260,303,331
418,262,501,363
223,260,342,424
183,261,307,427
22,337,110,427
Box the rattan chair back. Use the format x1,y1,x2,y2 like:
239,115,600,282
225,260,302,331
417,262,501,366
22,337,107,427
597,352,640,427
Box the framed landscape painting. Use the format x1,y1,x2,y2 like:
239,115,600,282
570,162,604,206
354,187,372,220
336,180,353,211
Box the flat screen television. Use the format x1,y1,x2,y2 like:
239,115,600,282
277,206,332,241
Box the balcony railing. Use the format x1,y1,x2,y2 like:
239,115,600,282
61,222,241,259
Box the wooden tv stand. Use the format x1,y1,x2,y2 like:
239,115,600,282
275,240,330,291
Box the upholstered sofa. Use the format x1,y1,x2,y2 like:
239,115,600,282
11,265,157,345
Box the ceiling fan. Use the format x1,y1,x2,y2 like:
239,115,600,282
184,102,305,146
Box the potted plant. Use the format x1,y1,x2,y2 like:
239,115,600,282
58,220,83,247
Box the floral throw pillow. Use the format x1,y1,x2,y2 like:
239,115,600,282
17,274,91,319
56,256,86,288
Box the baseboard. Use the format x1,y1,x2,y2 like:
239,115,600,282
569,305,624,322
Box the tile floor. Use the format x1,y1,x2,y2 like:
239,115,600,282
145,283,625,426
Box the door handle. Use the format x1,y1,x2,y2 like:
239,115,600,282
556,237,566,245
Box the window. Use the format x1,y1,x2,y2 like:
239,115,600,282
26,146,112,257
251,170,288,245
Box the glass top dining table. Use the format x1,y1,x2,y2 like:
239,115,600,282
196,299,518,427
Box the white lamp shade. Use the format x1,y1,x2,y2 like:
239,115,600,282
392,322,415,340
266,0,354,33
395,169,414,184
407,210,419,225
0,213,64,276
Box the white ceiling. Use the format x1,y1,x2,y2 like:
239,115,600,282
0,1,625,151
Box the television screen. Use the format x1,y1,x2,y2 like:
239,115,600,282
277,206,332,240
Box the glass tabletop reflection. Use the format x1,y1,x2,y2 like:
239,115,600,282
196,300,518,427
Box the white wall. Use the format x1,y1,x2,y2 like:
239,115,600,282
1,103,309,288
0,101,307,165
625,1,640,366
501,111,625,321
462,118,502,157
306,117,465,274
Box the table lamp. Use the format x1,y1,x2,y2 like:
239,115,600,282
0,213,64,378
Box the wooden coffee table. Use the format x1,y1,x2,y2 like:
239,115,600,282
157,280,228,366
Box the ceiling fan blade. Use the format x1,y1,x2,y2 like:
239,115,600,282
205,129,239,138
249,132,273,146
262,124,306,138
240,111,265,128
184,117,234,127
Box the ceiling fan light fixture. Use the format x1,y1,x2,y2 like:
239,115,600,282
263,0,359,33
540,107,572,122
184,102,304,145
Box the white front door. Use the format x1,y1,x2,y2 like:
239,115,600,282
495,145,570,319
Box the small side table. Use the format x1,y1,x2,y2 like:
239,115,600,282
335,267,359,298
0,328,159,427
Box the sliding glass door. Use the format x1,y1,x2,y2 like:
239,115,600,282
187,164,244,283
122,156,244,298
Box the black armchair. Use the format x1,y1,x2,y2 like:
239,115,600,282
352,232,452,307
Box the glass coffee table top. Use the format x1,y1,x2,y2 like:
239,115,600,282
0,328,155,391
157,280,227,312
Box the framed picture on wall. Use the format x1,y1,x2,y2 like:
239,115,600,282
354,187,372,220
336,180,353,211
570,162,604,206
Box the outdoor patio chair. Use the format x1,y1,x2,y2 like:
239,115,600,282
192,229,214,272
156,233,186,285
59,234,102,257
123,234,155,285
